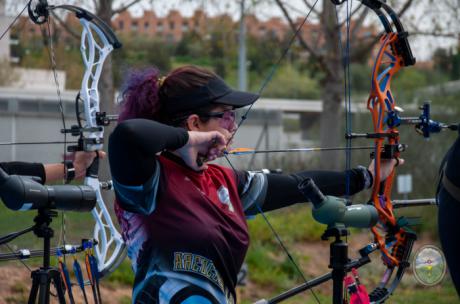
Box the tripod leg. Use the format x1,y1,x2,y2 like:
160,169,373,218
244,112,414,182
50,268,67,304
332,268,345,304
28,270,40,304
331,240,348,304
37,269,51,304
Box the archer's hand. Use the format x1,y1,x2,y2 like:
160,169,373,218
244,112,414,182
74,150,106,179
368,158,405,184
176,131,227,171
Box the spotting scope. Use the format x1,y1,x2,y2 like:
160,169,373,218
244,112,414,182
298,178,378,228
0,167,96,212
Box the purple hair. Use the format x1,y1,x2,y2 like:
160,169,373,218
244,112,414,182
118,68,161,123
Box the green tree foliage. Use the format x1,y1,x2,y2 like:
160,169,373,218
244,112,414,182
250,64,320,99
392,68,429,103
112,35,172,86
247,35,283,75
175,32,208,60
18,40,84,89
350,63,372,94
433,47,460,81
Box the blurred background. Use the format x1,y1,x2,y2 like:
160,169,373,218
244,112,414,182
0,0,459,303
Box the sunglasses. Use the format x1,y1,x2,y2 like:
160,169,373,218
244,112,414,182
198,110,237,130
172,110,237,130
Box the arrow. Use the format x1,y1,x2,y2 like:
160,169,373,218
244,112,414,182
226,146,376,155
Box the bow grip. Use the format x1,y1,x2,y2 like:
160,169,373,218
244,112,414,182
86,152,100,178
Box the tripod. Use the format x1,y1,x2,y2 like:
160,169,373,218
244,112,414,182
254,224,371,304
27,208,66,304
322,224,354,304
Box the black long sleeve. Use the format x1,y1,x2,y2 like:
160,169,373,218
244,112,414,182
0,162,46,184
438,132,460,296
108,119,189,185
239,167,369,215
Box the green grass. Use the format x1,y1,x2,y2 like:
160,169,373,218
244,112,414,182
0,203,95,250
0,183,457,304
106,259,135,286
242,203,458,303
247,204,326,245
239,282,458,304
392,279,458,304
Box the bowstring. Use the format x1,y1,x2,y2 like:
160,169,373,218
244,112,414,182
344,0,353,262
224,1,322,303
225,0,320,148
345,0,353,199
43,13,68,261
335,0,353,200
333,0,352,268
4,243,33,272
0,1,30,40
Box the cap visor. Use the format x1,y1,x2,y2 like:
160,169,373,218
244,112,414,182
212,90,259,108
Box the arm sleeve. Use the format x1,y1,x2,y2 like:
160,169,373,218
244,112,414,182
239,167,371,216
0,162,46,184
109,119,189,185
108,119,189,215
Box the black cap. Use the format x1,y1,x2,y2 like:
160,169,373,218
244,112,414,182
164,76,259,116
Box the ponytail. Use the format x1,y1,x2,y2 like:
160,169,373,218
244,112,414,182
118,65,216,124
118,68,162,123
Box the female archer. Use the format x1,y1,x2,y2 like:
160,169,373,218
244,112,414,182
108,65,400,303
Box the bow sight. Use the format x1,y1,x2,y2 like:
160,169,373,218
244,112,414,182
390,102,459,138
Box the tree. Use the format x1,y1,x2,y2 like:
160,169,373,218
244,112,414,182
433,47,460,81
271,0,459,169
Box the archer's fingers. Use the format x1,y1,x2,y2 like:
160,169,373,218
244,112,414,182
209,131,227,147
208,146,225,158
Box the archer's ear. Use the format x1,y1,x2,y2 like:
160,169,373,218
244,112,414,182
185,114,201,131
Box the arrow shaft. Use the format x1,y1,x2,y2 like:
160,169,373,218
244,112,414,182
228,146,375,155
0,141,78,146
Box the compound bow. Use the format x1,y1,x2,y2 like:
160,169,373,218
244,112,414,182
26,0,126,277
339,0,417,302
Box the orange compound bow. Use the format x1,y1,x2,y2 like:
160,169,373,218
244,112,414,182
367,32,409,268
343,0,418,301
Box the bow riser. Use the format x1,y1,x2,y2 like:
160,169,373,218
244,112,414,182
365,30,412,268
